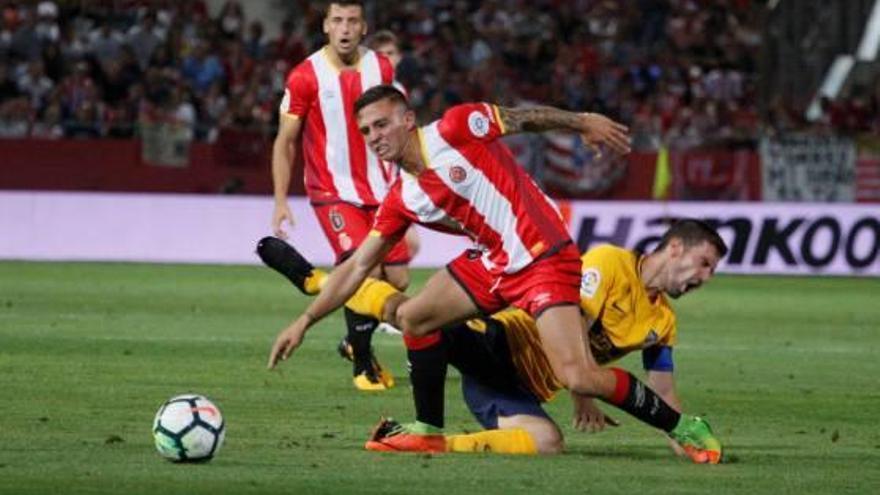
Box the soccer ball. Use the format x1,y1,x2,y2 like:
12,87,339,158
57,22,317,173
152,394,225,462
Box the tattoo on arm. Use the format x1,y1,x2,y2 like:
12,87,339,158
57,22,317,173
498,105,584,135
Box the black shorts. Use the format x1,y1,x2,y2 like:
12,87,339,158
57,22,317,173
444,318,550,429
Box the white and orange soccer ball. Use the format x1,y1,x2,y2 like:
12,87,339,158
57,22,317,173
152,394,225,462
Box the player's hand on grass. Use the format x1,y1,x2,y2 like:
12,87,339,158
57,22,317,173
571,393,620,433
267,314,311,369
579,113,631,157
272,202,295,239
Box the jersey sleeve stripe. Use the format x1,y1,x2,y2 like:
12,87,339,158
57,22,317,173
491,104,506,134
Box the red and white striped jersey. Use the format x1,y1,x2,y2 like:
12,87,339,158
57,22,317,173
372,103,572,275
280,46,395,206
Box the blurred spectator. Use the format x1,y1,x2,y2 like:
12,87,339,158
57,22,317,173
16,60,54,109
31,100,63,139
64,100,102,138
10,7,41,61
217,1,245,40
243,21,267,61
0,96,29,137
3,0,874,146
127,11,165,70
0,60,20,102
89,20,125,68
181,41,224,93
35,1,60,44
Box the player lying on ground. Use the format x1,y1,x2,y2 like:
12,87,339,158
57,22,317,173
265,85,720,463
258,219,726,463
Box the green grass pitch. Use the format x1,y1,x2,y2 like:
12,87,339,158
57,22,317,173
1,261,878,494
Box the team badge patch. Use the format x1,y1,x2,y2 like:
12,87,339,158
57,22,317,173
580,268,601,297
329,209,345,232
449,165,467,183
467,111,490,137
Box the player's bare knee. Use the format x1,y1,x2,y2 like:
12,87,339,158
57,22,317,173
383,266,410,291
532,428,564,455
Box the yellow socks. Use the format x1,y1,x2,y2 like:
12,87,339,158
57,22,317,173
303,269,328,295
344,278,400,320
445,428,537,455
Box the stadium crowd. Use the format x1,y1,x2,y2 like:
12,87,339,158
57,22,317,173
0,0,875,146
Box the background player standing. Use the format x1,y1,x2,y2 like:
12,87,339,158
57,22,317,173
265,1,409,391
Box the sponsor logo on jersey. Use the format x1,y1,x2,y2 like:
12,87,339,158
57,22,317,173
580,268,601,297
339,232,353,251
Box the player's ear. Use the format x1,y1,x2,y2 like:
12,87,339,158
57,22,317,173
404,109,416,130
668,238,684,257
323,17,330,35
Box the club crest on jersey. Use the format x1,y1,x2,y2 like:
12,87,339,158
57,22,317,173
329,209,345,232
581,268,601,297
449,165,468,183
468,111,490,137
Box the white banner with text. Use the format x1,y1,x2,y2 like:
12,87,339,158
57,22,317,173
1,192,877,276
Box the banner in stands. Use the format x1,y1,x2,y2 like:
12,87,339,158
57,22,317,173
670,148,761,201
568,202,879,277
760,134,856,202
141,121,193,168
1,193,877,277
855,135,880,203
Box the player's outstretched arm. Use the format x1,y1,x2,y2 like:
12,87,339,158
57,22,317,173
271,114,304,239
267,235,392,369
497,106,631,156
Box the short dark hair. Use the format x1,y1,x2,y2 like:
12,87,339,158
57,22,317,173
368,30,399,49
655,219,728,258
354,84,409,115
324,1,364,17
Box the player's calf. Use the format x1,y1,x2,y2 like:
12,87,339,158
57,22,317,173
255,237,325,295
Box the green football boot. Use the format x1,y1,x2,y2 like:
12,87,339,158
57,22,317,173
669,415,722,464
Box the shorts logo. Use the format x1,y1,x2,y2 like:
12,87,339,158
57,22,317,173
580,268,601,298
467,111,490,137
449,165,467,183
329,208,345,232
338,232,352,251
533,292,552,307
